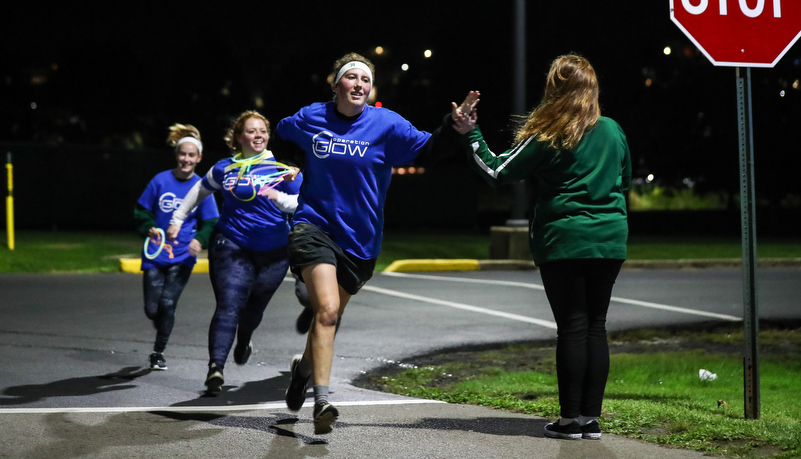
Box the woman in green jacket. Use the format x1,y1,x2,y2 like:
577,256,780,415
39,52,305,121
458,54,631,441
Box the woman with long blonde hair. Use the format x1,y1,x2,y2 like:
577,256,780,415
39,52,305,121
458,54,631,441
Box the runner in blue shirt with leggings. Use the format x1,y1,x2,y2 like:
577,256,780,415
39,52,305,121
168,111,306,392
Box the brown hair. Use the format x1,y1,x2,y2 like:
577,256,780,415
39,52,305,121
514,54,601,150
166,123,201,148
328,52,375,101
224,110,270,152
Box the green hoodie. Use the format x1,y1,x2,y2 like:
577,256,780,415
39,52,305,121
465,116,631,265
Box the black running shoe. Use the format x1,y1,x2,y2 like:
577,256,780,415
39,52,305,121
149,352,167,371
313,403,339,435
295,307,314,334
233,340,253,365
581,420,602,440
285,354,309,411
205,363,224,392
543,419,582,440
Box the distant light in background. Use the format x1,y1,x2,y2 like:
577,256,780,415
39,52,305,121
663,46,671,55
51,63,58,71
392,166,425,175
375,101,383,108
254,96,264,108
30,102,37,110
221,87,230,96
646,174,654,183
375,46,384,55
424,49,432,58
780,90,786,97
401,63,409,71
645,78,653,87
793,79,799,90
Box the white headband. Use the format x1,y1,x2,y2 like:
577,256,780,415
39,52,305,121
334,61,373,85
176,136,203,154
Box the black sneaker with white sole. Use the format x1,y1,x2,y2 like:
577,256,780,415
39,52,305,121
285,354,310,411
149,352,167,370
313,403,339,435
581,420,602,439
543,419,582,440
205,363,224,392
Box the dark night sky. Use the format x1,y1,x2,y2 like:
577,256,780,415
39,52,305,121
2,1,801,199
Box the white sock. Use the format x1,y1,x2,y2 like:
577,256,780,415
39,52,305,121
558,417,577,426
578,416,598,426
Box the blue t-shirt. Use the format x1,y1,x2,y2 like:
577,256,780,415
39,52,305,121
137,170,220,270
202,151,302,252
276,102,431,259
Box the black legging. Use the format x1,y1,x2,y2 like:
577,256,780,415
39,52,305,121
207,231,289,367
538,258,624,419
143,263,194,353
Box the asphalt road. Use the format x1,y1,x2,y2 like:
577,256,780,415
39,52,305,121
0,266,798,458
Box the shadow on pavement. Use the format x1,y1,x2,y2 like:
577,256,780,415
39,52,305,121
168,370,313,407
0,366,150,406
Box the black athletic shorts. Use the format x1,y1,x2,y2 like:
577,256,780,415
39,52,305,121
288,223,376,295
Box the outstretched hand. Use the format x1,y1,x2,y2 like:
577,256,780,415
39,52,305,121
451,90,480,135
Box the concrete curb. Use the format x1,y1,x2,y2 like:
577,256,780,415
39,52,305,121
119,257,801,274
383,257,801,272
118,258,209,273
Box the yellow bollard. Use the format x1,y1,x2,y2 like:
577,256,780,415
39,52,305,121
6,152,13,250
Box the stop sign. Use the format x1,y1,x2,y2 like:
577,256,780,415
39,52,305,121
671,0,801,67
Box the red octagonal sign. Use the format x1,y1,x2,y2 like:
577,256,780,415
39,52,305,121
671,0,801,67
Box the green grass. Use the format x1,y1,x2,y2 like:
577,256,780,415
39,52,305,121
0,231,140,273
1,230,800,273
363,325,801,458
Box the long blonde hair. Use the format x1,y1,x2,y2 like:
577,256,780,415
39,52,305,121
166,123,201,148
514,54,600,150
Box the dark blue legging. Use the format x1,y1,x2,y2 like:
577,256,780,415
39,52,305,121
538,258,624,419
143,263,194,353
207,231,289,367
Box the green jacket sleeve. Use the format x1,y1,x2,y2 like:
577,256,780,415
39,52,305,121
133,204,156,239
194,217,218,249
462,126,548,187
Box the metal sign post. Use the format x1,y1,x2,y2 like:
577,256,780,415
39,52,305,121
736,68,760,419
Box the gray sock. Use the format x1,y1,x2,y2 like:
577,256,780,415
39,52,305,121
313,385,329,407
578,416,598,426
558,417,577,426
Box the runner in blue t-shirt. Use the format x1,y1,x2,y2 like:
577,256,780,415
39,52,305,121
168,111,306,393
272,52,479,434
134,123,220,371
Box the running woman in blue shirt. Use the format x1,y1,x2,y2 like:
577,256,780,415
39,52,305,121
272,52,478,434
167,111,304,392
134,123,220,371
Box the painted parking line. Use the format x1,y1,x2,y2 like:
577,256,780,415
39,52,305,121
0,399,444,415
362,285,558,329
381,271,742,322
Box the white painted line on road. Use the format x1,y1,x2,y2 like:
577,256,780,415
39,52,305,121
0,398,443,415
362,285,558,329
382,271,545,290
608,296,741,322
381,271,742,322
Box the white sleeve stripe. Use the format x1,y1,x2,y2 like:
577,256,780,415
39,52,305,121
204,168,221,190
472,137,533,179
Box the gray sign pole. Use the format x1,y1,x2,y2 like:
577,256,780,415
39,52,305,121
508,0,528,226
735,67,760,420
